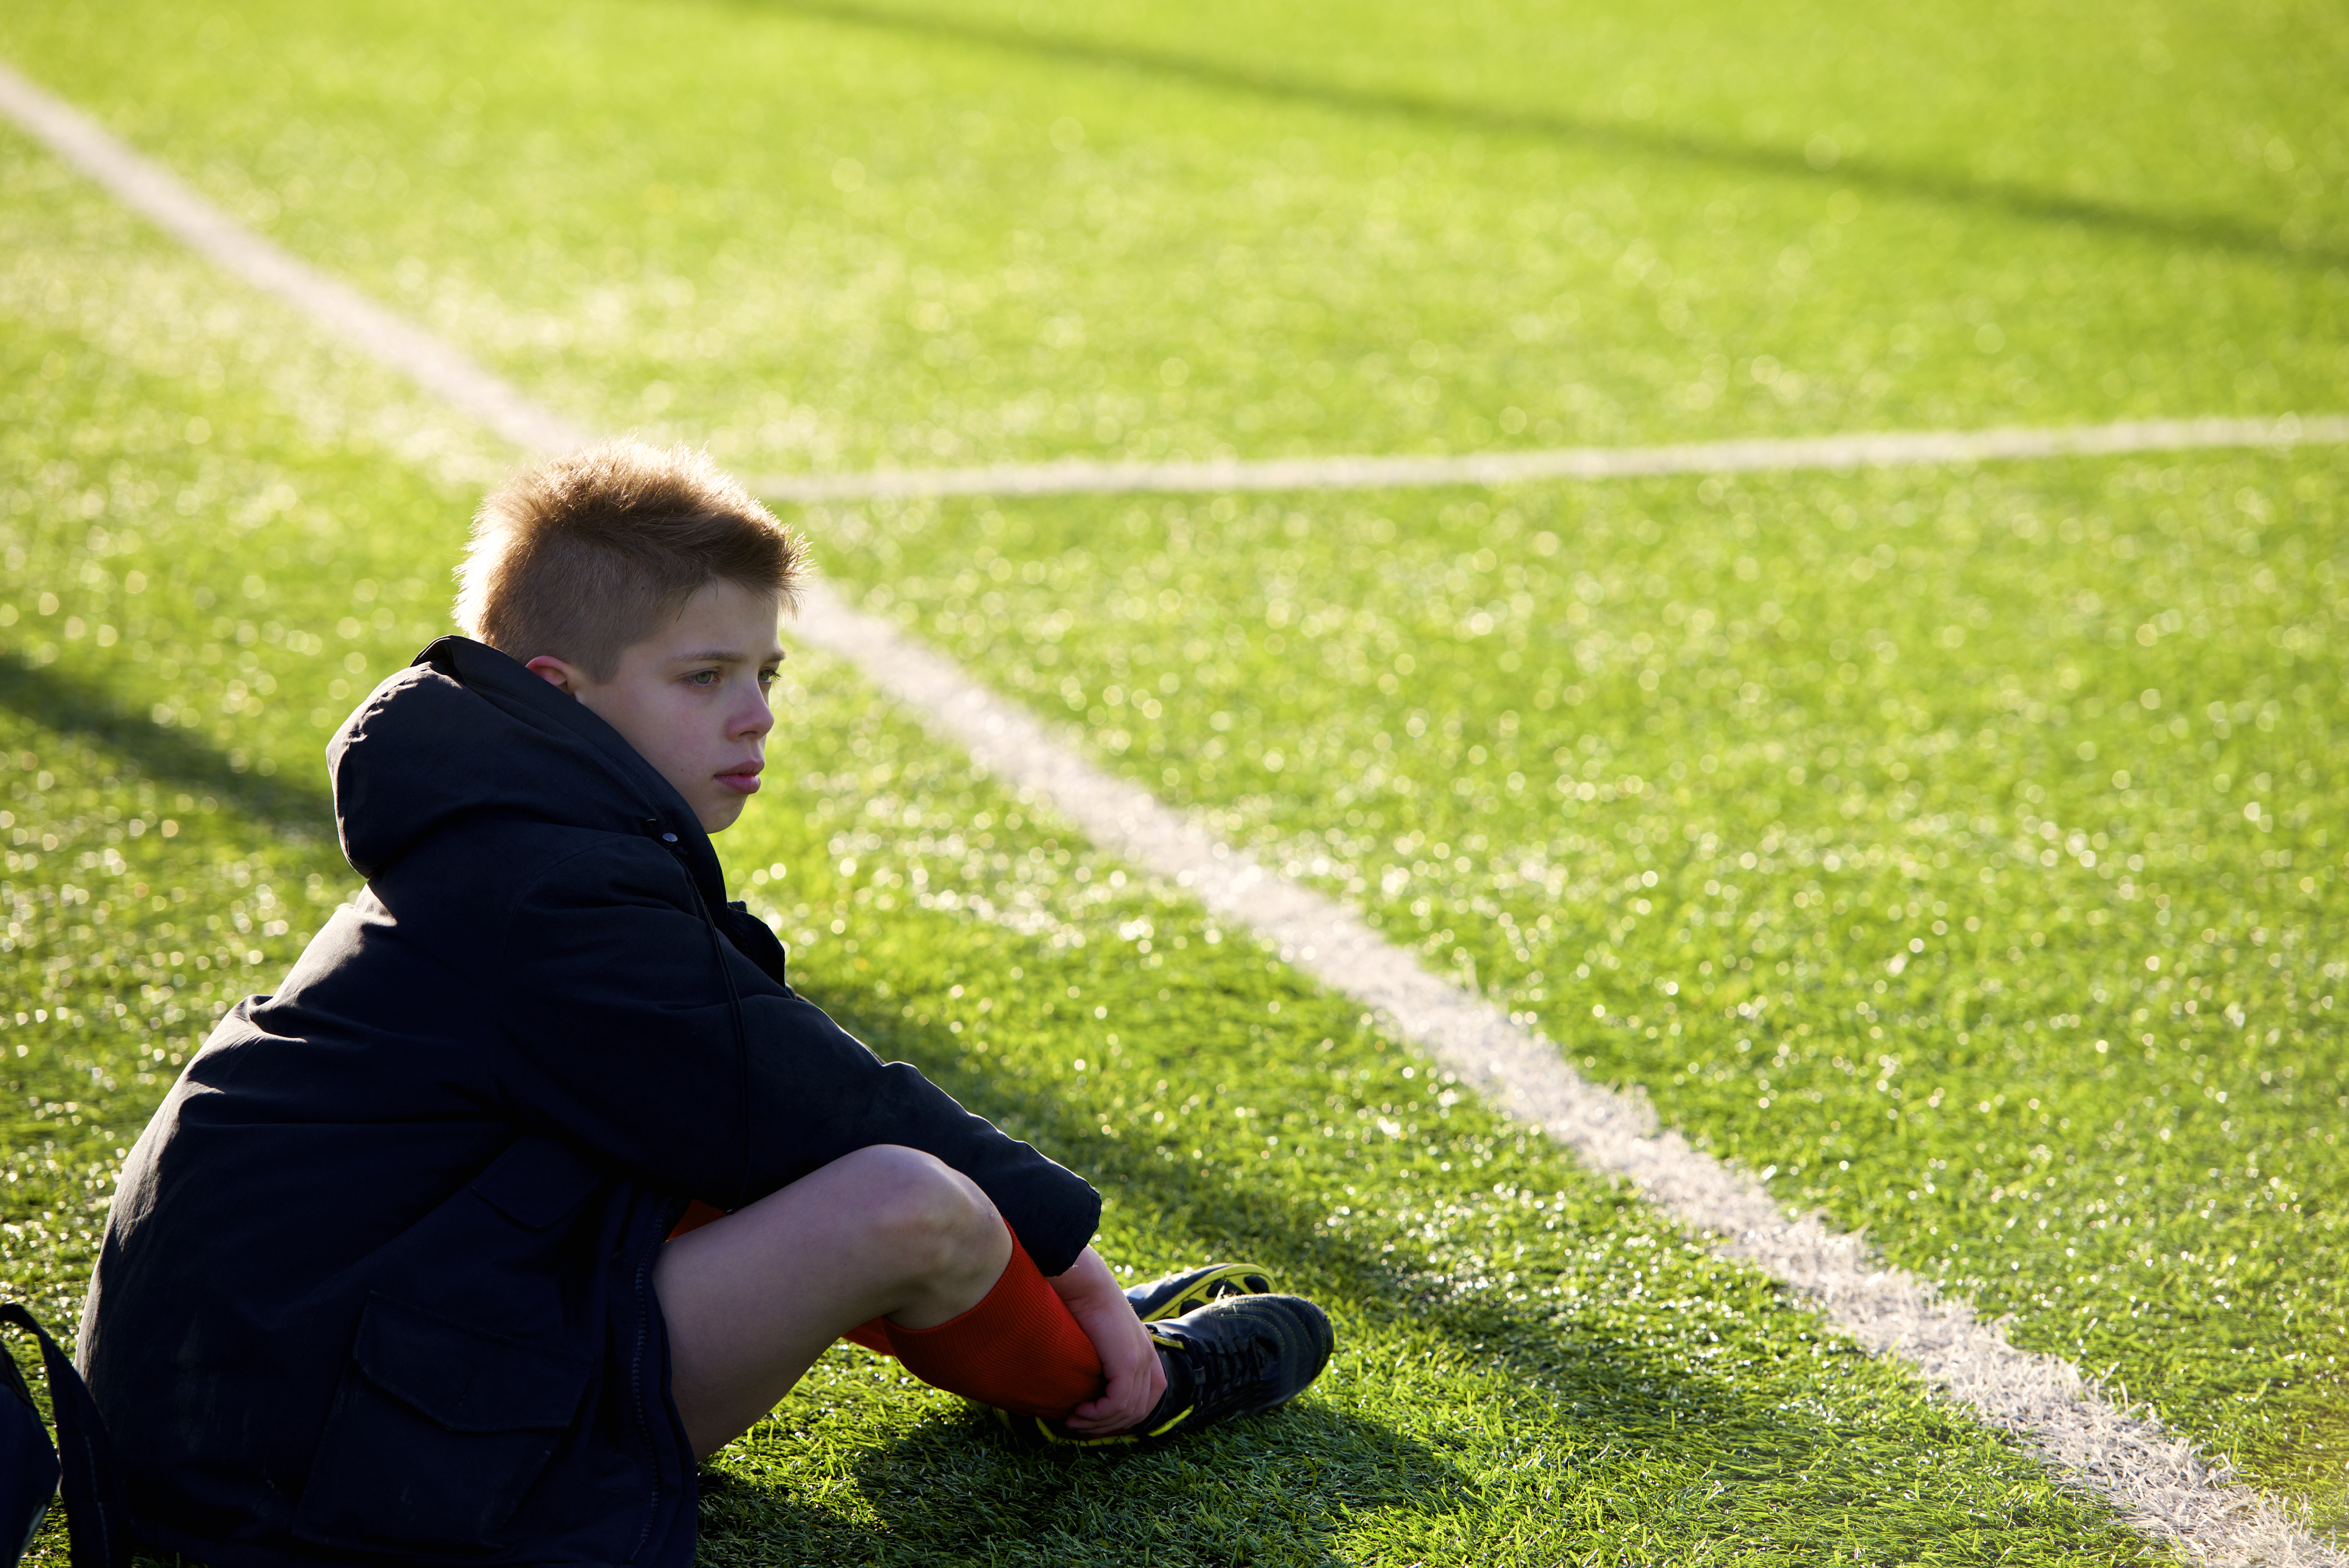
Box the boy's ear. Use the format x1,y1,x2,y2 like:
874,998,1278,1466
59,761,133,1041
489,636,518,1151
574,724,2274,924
524,655,584,695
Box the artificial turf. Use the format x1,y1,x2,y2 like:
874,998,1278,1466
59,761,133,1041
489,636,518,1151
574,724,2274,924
3,123,2172,1566
803,447,2349,1517
4,0,2346,1550
2,0,2344,478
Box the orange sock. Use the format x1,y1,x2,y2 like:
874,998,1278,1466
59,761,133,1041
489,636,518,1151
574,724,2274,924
668,1199,728,1239
841,1317,892,1354
857,1229,1105,1418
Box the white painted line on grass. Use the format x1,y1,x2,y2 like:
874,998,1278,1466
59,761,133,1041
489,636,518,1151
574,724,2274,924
758,413,2349,502
13,53,2337,507
0,61,585,458
794,593,2342,1568
7,55,2338,1565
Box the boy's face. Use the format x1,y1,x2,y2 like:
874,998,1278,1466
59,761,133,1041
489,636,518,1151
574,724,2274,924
526,580,784,834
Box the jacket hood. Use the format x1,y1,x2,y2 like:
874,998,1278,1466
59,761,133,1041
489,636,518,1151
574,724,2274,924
328,636,724,899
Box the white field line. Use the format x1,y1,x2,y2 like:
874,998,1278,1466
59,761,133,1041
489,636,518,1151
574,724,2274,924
5,56,2339,1566
14,54,2338,505
0,62,583,459
800,597,2341,1566
759,412,2349,502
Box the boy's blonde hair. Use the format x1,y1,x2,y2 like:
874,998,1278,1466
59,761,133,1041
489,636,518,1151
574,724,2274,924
456,440,805,680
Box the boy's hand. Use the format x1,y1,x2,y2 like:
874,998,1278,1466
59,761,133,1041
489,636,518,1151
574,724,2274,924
1047,1246,1167,1435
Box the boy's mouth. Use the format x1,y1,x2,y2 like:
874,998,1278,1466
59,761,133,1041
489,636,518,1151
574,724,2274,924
715,762,763,795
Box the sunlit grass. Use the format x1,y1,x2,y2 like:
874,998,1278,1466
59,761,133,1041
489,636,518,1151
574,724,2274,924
808,448,2349,1517
5,0,2347,1548
0,128,2173,1565
2,0,2344,481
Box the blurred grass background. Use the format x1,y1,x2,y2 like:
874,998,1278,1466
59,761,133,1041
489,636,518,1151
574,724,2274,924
3,0,2343,473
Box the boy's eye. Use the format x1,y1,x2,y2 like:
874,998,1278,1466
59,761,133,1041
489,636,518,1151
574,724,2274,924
686,670,720,687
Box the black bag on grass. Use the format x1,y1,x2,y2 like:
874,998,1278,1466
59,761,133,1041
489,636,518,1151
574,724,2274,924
1,1303,126,1568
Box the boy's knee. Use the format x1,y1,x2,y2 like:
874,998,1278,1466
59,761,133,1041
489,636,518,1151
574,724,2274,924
848,1145,1002,1274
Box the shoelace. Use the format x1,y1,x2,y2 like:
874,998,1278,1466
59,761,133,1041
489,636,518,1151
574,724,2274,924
1162,1319,1280,1411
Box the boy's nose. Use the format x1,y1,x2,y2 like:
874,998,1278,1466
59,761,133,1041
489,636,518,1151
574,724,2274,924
731,688,775,738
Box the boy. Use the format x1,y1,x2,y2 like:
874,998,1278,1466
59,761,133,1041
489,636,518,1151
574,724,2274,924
76,441,1333,1567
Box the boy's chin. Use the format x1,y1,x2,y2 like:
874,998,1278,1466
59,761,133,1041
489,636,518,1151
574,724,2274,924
697,799,749,834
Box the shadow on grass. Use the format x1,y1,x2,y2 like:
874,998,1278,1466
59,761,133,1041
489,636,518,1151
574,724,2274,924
700,1401,1470,1567
745,0,2339,271
0,652,333,839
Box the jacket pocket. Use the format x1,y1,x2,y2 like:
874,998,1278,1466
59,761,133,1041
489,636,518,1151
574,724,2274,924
291,1294,592,1556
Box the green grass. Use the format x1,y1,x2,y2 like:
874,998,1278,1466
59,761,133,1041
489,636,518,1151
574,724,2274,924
6,0,2349,1551
851,0,2349,261
0,126,2176,1566
2,0,2345,480
806,450,2349,1517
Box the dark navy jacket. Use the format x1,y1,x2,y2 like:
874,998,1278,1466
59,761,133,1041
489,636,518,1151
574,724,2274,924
76,636,1101,1568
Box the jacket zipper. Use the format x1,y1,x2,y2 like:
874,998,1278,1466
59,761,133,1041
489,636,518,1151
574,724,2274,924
624,1197,679,1562
637,820,729,1561
647,821,755,1213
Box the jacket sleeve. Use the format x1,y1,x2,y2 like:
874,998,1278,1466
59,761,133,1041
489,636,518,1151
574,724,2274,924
494,837,1101,1274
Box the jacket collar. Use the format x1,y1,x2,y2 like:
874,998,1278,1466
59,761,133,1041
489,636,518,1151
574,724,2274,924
327,635,727,909
413,637,732,907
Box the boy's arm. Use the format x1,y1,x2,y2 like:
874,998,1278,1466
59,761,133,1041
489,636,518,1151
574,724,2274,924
497,838,1101,1273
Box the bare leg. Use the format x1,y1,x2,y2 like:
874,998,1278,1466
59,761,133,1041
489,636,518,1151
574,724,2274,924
652,1144,1013,1458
